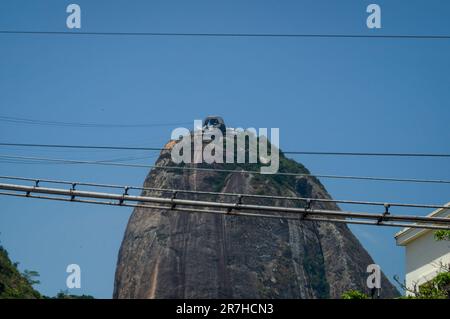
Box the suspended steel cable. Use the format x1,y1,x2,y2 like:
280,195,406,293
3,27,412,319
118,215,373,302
0,191,445,230
0,157,152,167
1,30,450,40
284,151,450,158
0,175,448,210
1,154,450,185
0,182,448,230
0,115,190,128
0,142,163,152
1,142,450,158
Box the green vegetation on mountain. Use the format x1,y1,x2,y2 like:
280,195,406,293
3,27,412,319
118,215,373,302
0,245,41,299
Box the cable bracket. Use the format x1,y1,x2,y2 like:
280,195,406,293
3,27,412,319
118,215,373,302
119,186,130,205
70,183,77,201
301,199,312,220
377,203,391,224
170,191,178,209
228,195,242,214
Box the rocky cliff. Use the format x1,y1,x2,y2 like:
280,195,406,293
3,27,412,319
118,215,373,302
113,138,399,299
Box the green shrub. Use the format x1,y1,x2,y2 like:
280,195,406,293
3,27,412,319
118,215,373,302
341,290,369,299
435,230,450,241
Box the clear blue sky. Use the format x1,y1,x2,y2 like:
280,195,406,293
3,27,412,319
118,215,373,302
0,0,449,298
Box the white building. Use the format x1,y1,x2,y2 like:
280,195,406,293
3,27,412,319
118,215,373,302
395,203,450,295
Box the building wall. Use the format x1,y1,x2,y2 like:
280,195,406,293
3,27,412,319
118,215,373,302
405,231,450,294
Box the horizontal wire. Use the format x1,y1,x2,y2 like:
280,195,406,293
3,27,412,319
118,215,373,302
2,142,450,158
0,175,448,210
0,154,156,165
1,154,450,185
0,115,190,128
1,30,450,40
0,142,163,152
284,151,450,158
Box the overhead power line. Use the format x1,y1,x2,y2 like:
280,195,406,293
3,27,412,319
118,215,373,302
0,115,190,128
1,175,448,210
0,181,448,230
1,30,450,40
284,151,450,158
0,142,163,152
1,142,450,158
1,154,450,185
0,154,155,166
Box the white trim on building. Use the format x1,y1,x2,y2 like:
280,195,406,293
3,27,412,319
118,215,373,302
395,202,450,294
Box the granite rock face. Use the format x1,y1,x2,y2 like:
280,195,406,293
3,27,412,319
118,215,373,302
113,141,399,299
